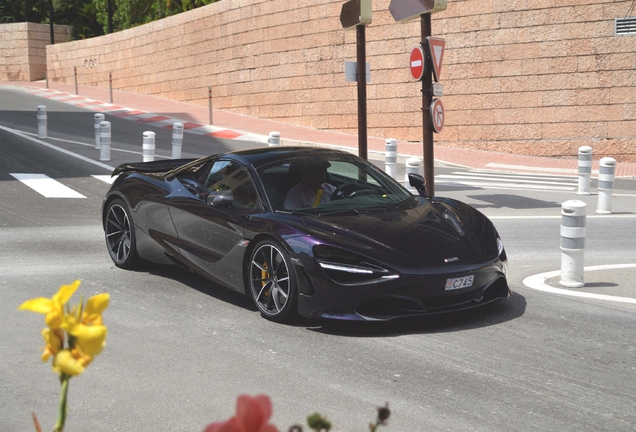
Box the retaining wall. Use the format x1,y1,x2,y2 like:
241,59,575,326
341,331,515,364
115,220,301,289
0,23,70,81
44,0,636,161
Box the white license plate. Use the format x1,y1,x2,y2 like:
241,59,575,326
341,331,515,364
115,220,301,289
445,275,474,291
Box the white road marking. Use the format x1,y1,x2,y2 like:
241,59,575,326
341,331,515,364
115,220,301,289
522,264,636,304
10,174,86,198
92,175,117,184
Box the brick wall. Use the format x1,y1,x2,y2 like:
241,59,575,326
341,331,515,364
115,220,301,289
0,23,70,81
44,0,636,161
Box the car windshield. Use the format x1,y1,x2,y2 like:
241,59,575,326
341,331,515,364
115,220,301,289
256,154,417,214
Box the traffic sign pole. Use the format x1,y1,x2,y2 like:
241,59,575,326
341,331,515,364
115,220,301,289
421,13,434,196
357,25,368,161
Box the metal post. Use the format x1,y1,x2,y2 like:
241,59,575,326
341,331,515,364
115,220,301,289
74,66,78,94
208,86,213,125
405,157,422,193
143,131,156,162
577,146,592,195
560,200,586,288
94,113,105,149
109,72,113,103
421,14,434,197
37,105,47,139
385,138,397,179
172,123,184,159
356,25,368,160
48,0,54,44
596,157,616,214
99,121,111,161
45,64,48,89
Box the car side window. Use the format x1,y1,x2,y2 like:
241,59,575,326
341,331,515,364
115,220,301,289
204,161,259,209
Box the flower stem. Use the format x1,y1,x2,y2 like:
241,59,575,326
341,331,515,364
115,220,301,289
53,375,69,432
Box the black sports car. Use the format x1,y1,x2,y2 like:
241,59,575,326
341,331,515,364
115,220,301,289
102,147,509,322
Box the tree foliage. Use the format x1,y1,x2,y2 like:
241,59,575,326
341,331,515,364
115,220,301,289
0,0,218,39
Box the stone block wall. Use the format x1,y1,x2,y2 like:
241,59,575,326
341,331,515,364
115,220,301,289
0,23,70,81
44,0,636,161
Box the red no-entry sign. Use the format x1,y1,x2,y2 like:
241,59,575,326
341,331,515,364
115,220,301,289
409,46,425,81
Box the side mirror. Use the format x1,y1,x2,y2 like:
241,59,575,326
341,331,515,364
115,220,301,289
207,190,234,208
408,173,427,197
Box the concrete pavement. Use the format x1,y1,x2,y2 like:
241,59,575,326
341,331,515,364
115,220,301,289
1,80,634,303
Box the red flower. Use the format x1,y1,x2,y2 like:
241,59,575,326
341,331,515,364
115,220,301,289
204,395,279,432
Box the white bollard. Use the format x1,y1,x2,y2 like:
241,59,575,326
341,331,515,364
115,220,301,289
94,113,105,149
596,157,616,215
143,131,156,162
577,146,592,195
559,200,586,288
172,122,184,159
385,138,397,179
268,131,281,146
405,157,422,193
37,105,47,138
99,121,111,162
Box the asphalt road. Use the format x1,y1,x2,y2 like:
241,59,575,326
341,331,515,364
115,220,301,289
1,88,635,431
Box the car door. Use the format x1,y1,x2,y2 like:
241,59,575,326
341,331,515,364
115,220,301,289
168,159,261,290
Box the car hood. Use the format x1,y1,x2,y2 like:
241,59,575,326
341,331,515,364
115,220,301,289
289,198,499,270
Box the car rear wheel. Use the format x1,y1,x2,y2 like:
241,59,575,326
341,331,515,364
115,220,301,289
105,198,140,269
248,240,298,323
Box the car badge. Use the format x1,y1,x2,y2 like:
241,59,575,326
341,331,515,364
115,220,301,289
444,257,459,263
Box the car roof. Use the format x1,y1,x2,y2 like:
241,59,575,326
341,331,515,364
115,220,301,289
222,146,356,169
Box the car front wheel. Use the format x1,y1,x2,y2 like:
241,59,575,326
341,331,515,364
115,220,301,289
248,240,298,323
105,198,140,269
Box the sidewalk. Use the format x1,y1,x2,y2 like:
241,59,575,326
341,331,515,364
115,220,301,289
3,80,636,179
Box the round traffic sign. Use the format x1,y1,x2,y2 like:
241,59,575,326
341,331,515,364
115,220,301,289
430,98,444,133
409,46,425,81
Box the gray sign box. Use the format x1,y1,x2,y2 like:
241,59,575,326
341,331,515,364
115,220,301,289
345,61,371,82
389,0,448,22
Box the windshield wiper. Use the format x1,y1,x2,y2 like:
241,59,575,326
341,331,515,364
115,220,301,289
275,209,316,216
317,208,360,216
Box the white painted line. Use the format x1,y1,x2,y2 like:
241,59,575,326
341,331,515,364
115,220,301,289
435,180,574,191
486,163,582,175
92,175,117,184
10,174,86,198
453,170,577,181
437,174,577,186
0,125,115,171
522,264,636,304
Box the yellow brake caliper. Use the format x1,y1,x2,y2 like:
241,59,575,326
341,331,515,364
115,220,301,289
261,262,269,297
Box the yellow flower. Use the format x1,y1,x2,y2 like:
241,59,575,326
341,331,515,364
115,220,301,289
82,293,110,325
69,324,108,357
18,280,81,329
41,327,64,362
53,350,86,376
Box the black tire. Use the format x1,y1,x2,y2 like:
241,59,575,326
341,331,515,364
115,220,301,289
248,240,298,323
105,198,140,269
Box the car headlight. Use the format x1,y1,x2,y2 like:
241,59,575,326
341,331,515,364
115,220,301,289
497,237,504,256
313,245,398,286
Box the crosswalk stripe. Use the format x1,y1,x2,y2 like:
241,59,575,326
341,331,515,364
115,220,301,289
435,170,577,191
10,174,87,198
92,175,117,184
437,174,577,187
451,170,577,182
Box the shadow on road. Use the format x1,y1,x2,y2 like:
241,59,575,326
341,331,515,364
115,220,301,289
126,258,526,336
467,194,559,210
307,291,526,337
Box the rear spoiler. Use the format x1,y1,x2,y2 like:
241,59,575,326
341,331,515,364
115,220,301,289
111,158,197,177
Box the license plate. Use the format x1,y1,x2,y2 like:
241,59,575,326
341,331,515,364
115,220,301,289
445,275,474,291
